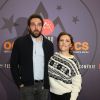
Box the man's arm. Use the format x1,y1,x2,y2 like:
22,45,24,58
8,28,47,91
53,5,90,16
10,40,21,87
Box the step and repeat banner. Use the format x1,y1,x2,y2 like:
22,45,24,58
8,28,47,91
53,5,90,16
0,0,100,100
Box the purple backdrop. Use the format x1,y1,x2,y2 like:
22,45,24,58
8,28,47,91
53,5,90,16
0,0,100,100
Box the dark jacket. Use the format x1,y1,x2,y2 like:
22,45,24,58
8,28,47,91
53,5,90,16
10,34,54,89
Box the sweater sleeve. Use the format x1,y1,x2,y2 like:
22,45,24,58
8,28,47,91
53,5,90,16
70,74,82,100
70,57,82,100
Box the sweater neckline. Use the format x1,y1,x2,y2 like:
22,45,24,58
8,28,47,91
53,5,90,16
55,52,74,59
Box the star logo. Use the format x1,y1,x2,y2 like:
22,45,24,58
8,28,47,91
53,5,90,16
1,15,15,33
56,5,62,10
72,16,79,24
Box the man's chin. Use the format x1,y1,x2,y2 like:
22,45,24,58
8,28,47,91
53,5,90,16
34,35,41,38
30,33,41,38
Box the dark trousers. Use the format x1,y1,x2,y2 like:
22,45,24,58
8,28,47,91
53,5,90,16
50,92,71,100
20,82,49,100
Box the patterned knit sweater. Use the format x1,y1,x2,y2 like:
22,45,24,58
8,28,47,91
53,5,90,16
48,52,82,100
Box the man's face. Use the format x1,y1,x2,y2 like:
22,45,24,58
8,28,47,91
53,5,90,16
28,18,43,38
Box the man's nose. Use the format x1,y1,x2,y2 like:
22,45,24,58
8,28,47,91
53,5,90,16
35,25,38,29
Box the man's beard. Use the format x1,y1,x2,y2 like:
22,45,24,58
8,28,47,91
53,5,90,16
29,29,41,38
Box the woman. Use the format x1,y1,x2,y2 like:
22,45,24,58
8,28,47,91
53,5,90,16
48,32,82,100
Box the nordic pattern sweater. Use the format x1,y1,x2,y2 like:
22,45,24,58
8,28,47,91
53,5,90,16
48,52,82,100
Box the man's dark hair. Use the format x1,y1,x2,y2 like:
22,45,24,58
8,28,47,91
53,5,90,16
27,14,44,26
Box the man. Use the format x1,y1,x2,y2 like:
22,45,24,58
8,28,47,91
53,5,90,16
10,14,54,100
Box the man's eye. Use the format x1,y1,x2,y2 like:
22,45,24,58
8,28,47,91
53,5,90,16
30,23,35,26
38,23,42,26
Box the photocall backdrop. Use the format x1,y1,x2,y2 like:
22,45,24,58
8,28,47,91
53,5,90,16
0,0,100,100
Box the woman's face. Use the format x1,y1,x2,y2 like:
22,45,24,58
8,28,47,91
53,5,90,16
58,35,72,52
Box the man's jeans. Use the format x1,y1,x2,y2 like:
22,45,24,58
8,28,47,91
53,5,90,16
20,82,49,100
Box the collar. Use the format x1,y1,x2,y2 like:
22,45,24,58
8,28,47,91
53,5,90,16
30,34,43,43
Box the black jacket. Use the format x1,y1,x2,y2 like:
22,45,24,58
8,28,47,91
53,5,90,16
10,34,54,89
